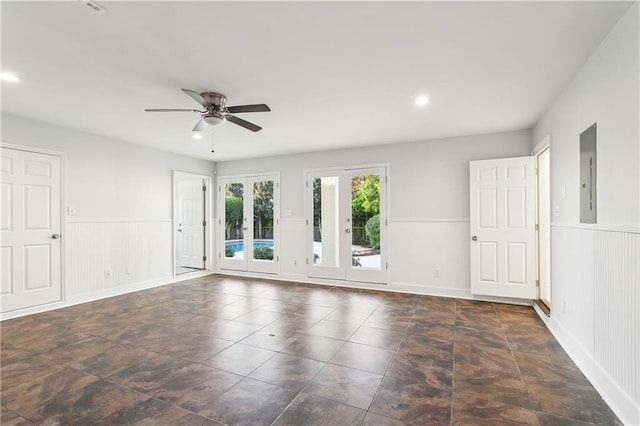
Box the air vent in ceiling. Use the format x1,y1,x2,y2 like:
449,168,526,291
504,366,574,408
79,0,107,15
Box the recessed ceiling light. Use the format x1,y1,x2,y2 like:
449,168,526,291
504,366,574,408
414,96,429,106
192,133,203,140
0,72,20,82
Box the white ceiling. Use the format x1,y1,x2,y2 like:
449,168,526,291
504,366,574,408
1,1,632,161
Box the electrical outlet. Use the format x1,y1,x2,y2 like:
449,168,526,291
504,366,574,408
104,269,111,278
435,268,441,277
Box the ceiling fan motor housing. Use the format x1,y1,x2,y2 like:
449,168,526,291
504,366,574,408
202,92,227,107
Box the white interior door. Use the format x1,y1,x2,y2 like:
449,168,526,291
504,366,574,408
307,167,387,284
176,177,205,270
1,147,62,313
470,156,536,299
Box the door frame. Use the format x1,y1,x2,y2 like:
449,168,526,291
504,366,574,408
304,163,389,284
172,171,212,277
216,172,280,274
532,135,552,313
0,142,66,317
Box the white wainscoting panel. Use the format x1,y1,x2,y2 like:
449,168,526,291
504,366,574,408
279,219,307,277
65,220,173,298
593,228,640,409
389,220,470,295
548,223,640,425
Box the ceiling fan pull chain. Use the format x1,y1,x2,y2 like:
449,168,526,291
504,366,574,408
211,127,215,153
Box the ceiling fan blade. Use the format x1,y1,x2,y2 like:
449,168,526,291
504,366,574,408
192,118,207,132
181,89,208,107
227,104,271,114
227,115,262,132
145,108,202,112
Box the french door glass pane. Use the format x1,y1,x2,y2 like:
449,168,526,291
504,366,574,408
312,176,340,267
350,174,381,270
224,182,244,259
253,180,274,261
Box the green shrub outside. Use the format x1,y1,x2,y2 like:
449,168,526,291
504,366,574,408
365,214,380,249
253,246,274,260
225,245,235,257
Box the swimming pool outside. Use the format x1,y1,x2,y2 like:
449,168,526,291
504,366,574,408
225,239,273,253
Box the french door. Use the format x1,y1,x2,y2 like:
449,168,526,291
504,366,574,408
218,173,279,274
306,166,387,284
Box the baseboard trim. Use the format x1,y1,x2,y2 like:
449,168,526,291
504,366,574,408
0,270,215,321
213,270,531,305
534,304,639,426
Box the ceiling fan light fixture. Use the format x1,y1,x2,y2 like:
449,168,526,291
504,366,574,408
203,114,225,126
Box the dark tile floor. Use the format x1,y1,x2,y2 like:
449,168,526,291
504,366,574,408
0,275,621,425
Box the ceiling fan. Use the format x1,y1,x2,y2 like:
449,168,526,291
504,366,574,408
145,89,270,132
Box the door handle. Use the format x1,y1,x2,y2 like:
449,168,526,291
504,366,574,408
243,227,248,231
52,233,61,239
345,229,351,234
471,235,477,241
177,229,182,232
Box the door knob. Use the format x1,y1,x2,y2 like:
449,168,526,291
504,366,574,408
471,235,477,241
52,233,61,239
345,229,351,234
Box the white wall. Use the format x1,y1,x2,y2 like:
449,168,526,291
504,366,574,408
1,114,214,308
532,4,639,424
215,129,532,298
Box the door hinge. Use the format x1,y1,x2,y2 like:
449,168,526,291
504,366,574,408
386,262,389,270
277,182,279,189
203,220,207,227
218,185,222,192
535,279,540,287
203,185,207,192
385,219,388,226
276,219,279,225
306,258,309,264
219,218,222,225
385,175,388,184
276,256,279,262
306,219,309,226
305,181,308,188
203,255,207,261
535,224,539,231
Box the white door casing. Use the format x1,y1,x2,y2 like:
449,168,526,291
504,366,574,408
537,148,551,304
176,178,204,269
1,147,62,313
470,156,536,299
